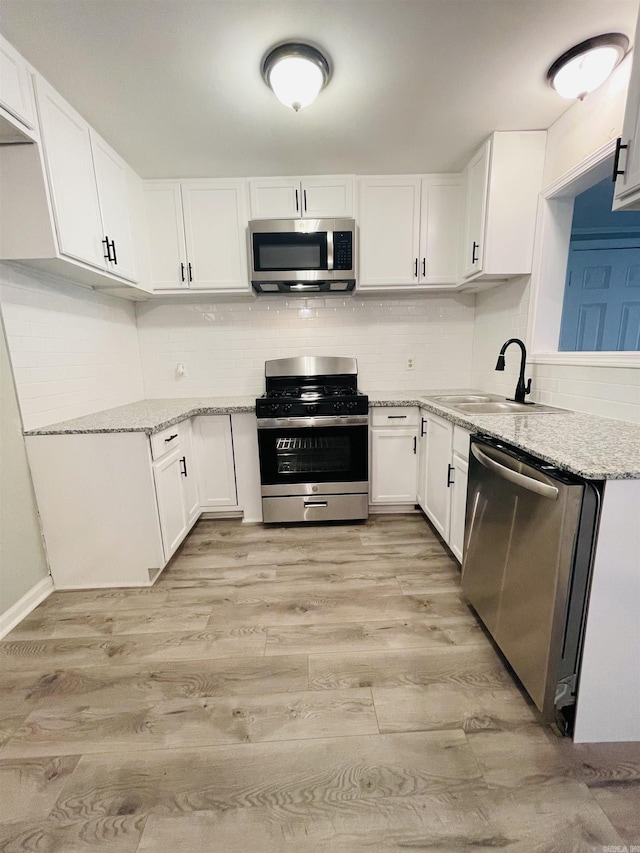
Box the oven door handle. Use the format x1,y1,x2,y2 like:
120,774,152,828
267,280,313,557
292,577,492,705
304,500,329,508
257,415,369,429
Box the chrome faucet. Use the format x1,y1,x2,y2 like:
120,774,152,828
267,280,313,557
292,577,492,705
495,338,532,404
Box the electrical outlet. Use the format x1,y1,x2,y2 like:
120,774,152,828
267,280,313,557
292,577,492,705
406,357,415,370
176,362,187,377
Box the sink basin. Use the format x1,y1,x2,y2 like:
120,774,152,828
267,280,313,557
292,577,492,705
453,401,565,414
432,394,502,404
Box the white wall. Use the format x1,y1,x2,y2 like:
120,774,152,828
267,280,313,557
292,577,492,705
543,53,631,187
136,293,476,397
0,309,50,621
0,263,144,430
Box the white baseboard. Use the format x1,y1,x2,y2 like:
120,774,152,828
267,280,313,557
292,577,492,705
0,575,53,639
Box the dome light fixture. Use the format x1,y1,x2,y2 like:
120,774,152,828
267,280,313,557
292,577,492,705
262,42,331,111
546,33,629,100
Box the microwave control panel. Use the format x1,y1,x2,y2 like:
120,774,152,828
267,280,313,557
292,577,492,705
333,232,353,270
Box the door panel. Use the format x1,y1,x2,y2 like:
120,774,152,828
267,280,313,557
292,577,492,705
559,244,640,351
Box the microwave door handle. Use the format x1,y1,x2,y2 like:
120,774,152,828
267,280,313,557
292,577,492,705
471,444,558,500
326,231,334,270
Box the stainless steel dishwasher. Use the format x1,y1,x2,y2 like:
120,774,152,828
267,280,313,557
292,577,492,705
462,437,601,734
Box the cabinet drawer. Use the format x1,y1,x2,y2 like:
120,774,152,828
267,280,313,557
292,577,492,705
371,407,419,427
453,425,470,458
150,423,183,460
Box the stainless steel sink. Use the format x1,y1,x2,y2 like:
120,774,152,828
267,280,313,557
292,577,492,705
450,400,566,415
432,394,502,404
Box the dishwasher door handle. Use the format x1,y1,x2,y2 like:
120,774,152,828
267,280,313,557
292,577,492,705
471,444,559,500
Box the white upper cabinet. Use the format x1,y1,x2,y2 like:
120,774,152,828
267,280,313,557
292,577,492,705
357,175,462,288
182,181,249,290
249,175,355,219
420,176,462,285
35,78,106,269
613,15,640,210
90,130,137,282
143,179,250,292
142,183,187,289
0,33,37,131
459,131,546,284
33,75,138,282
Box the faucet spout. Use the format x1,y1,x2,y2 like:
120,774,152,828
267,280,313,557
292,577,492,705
495,338,532,404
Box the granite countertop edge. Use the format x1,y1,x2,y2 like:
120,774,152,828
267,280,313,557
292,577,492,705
24,392,640,480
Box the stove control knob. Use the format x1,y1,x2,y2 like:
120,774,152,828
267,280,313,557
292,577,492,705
347,401,357,411
308,404,318,414
283,404,292,414
334,401,345,413
269,403,280,414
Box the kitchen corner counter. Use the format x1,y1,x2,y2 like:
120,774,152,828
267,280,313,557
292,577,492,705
23,397,257,436
368,391,640,480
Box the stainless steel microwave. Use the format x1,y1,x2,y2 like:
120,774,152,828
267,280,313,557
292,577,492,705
249,218,356,294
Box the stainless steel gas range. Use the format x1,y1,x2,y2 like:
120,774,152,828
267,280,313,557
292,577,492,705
256,356,369,523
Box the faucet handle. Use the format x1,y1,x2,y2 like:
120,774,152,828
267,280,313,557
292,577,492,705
525,378,532,397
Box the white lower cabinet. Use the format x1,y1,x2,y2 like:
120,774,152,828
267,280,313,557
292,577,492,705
193,415,238,508
418,409,470,560
153,445,190,561
369,408,419,504
152,419,201,562
25,414,246,589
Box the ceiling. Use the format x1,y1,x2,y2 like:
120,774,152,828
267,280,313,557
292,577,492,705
0,0,638,179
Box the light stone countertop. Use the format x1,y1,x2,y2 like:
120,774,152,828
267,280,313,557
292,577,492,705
23,397,256,436
369,390,640,480
24,391,640,480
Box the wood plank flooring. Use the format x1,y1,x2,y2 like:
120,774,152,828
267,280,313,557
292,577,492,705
1,514,639,851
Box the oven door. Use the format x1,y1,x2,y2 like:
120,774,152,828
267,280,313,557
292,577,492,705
257,416,368,495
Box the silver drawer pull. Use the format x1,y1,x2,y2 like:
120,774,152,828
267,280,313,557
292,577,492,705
304,501,328,508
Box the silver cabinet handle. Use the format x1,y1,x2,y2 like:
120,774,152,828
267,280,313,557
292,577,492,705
471,444,558,500
304,501,328,508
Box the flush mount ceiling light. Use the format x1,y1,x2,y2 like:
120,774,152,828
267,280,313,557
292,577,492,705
546,33,629,100
262,42,331,111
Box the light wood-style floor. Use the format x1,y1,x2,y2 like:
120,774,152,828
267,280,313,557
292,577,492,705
1,514,638,852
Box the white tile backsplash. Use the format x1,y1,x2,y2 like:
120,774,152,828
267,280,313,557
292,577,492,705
0,264,144,430
1,260,637,429
136,294,477,397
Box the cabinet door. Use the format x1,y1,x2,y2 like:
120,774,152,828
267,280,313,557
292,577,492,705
33,77,106,270
90,130,137,282
357,177,421,287
143,182,188,289
461,139,490,279
300,176,355,218
424,414,454,540
0,34,36,129
179,419,200,525
249,178,301,219
153,446,189,561
182,180,249,291
449,451,469,563
370,428,418,504
614,15,640,207
419,177,462,285
416,411,429,512
193,416,238,508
